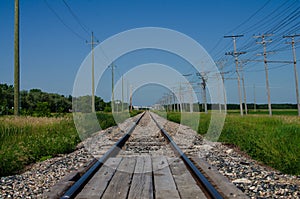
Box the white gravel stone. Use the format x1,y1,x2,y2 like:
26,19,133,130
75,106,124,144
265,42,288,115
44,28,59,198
232,178,252,184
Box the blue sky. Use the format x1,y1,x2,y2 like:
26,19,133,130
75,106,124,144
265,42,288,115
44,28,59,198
0,0,299,106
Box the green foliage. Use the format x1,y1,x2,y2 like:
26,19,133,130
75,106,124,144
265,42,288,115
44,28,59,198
165,111,300,175
0,110,143,176
0,84,110,116
0,116,80,176
34,102,51,117
104,106,112,112
0,84,14,115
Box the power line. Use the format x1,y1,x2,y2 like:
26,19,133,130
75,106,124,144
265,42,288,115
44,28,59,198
44,0,87,41
226,0,271,34
62,0,91,35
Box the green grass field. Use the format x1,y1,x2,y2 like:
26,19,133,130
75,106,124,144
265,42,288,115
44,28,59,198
229,109,298,116
160,111,300,175
0,110,142,176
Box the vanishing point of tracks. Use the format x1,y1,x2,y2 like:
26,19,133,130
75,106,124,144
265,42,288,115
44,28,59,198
55,111,246,199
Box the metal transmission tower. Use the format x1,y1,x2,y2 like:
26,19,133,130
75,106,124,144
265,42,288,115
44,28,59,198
283,34,300,116
254,34,272,116
224,35,245,116
86,32,98,112
14,0,20,115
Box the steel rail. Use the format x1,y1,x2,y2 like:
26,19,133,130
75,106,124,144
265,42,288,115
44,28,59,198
149,112,224,199
60,111,145,199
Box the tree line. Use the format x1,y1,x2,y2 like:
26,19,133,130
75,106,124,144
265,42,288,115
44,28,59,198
0,84,110,116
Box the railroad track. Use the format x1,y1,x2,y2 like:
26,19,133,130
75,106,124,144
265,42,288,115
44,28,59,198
49,111,247,199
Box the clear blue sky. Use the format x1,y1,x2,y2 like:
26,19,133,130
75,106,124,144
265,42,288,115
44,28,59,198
0,0,299,105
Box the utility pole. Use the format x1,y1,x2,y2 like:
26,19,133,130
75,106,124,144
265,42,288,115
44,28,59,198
129,85,132,112
283,34,300,116
202,76,208,114
189,86,193,113
169,93,173,112
224,35,245,116
14,0,20,115
179,82,182,112
87,32,98,112
253,84,256,112
216,61,228,113
173,92,176,112
111,63,115,112
240,64,248,115
254,34,272,116
197,72,208,114
122,75,124,112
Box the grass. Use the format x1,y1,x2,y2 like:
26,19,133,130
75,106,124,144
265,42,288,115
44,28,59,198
0,110,143,177
159,111,300,175
228,109,298,116
0,116,79,176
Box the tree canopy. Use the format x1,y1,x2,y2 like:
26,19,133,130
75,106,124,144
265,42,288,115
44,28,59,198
0,83,110,116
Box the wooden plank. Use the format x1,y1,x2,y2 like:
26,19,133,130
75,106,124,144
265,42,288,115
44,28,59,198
75,157,122,199
128,156,153,199
101,157,137,199
152,156,180,199
168,157,207,199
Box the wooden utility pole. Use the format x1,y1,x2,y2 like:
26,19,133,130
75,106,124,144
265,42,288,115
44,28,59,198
216,61,228,113
283,34,300,116
111,63,115,112
87,32,98,112
189,86,193,113
179,82,182,112
221,72,227,113
14,0,20,115
202,76,208,114
253,84,256,112
224,35,245,116
197,72,208,114
240,64,248,115
254,34,272,116
121,75,124,112
129,85,132,112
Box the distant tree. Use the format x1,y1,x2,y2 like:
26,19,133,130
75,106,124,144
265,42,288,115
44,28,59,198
0,84,14,115
0,84,107,116
34,102,51,117
95,96,108,111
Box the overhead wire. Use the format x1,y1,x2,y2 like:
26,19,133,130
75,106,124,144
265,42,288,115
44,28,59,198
225,0,271,35
62,0,91,36
44,0,87,41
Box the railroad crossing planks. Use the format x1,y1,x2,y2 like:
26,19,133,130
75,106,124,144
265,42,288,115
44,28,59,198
75,156,207,199
76,157,122,199
101,157,137,199
168,157,207,199
128,156,153,199
152,156,181,199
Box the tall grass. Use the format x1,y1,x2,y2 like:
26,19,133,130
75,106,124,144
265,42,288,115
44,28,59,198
0,116,79,176
162,111,300,175
0,110,143,177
